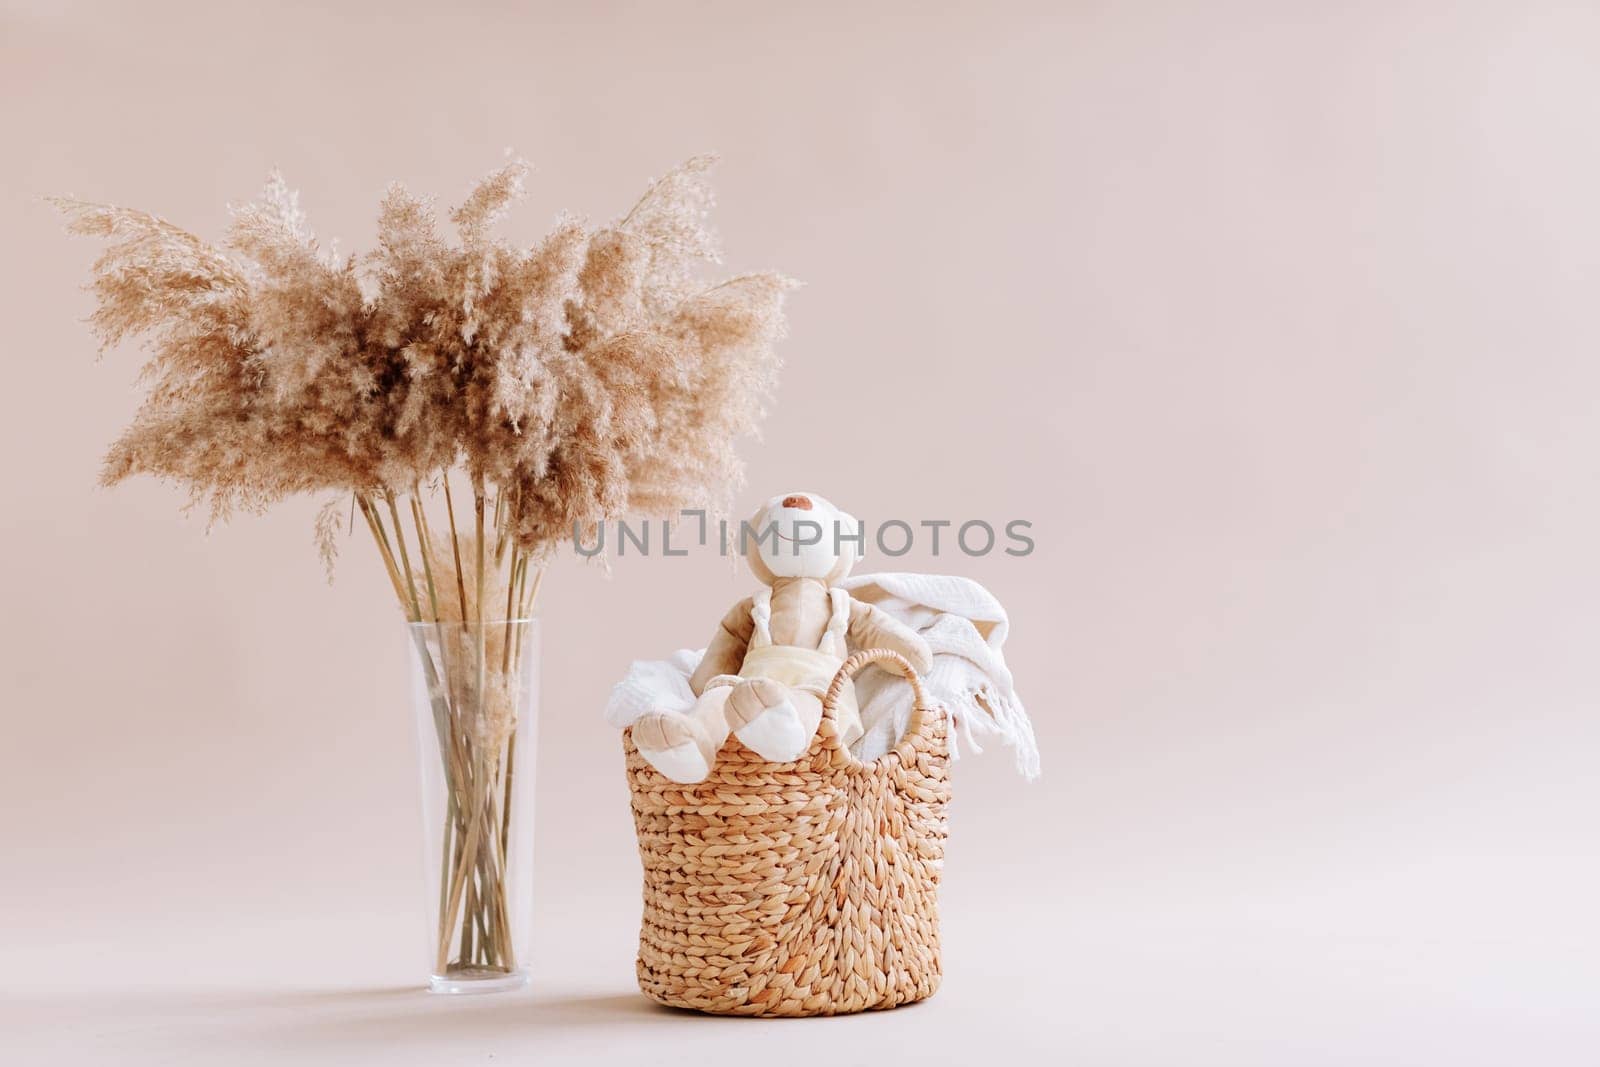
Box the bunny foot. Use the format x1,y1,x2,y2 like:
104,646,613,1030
633,711,716,783
728,679,813,762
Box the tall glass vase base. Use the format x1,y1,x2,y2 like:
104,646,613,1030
429,966,530,995
409,616,539,997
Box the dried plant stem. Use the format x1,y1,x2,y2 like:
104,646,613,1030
408,492,444,625
469,487,490,966
357,496,412,619
443,472,470,623
474,486,487,718
461,854,478,964
528,567,545,617
407,492,464,930
361,499,468,900
499,736,516,870
409,491,467,804
494,488,513,569
437,476,492,969
499,547,524,876
383,489,425,621
502,545,520,675
437,759,487,972
499,567,542,875
367,493,462,783
436,792,457,951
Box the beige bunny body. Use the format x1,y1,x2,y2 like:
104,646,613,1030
632,493,931,783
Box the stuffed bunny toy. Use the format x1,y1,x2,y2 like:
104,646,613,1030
632,492,933,783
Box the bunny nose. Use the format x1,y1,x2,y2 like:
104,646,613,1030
781,494,812,510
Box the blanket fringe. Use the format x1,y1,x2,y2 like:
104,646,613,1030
948,683,1040,780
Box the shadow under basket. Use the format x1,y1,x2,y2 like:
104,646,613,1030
623,648,952,1017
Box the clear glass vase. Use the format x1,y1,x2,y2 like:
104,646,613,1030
406,616,539,994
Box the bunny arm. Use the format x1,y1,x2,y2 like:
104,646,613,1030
688,595,756,696
846,598,933,673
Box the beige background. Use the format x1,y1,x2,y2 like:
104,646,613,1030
3,1,1598,1063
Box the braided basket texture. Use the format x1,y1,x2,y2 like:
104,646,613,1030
623,648,952,1017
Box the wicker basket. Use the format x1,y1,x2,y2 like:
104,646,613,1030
623,648,952,1017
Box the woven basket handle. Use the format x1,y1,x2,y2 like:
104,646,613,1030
822,647,932,718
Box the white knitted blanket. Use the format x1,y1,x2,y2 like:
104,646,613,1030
604,572,1038,778
840,572,1038,776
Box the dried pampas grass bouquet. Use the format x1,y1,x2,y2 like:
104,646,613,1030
56,156,792,992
